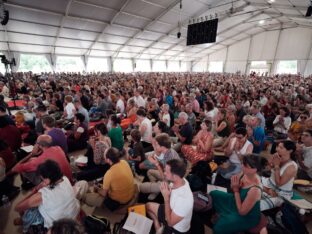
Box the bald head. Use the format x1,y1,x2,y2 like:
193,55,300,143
36,135,52,148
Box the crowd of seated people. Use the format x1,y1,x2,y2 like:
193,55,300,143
0,71,312,233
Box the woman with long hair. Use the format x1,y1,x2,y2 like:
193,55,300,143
261,140,297,211
182,119,214,164
210,154,263,234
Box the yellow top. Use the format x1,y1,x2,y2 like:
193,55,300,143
103,160,134,204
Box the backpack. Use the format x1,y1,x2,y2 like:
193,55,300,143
186,161,212,192
113,214,133,234
84,215,111,234
281,203,309,234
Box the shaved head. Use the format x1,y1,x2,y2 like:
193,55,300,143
37,135,52,147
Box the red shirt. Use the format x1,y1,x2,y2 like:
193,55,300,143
0,125,22,151
0,147,15,169
13,146,73,183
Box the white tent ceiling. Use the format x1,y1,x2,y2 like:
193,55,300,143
0,0,311,62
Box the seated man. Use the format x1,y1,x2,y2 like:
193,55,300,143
0,115,21,152
248,117,265,154
85,147,135,211
296,129,312,180
139,133,180,200
172,112,193,152
146,159,194,234
10,135,73,185
42,116,68,155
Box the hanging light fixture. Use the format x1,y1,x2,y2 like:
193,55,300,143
0,0,9,26
177,0,182,39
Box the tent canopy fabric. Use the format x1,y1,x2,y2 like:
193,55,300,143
0,0,310,63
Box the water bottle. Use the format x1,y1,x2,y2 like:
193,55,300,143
1,195,10,208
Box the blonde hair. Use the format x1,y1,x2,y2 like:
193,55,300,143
15,111,25,125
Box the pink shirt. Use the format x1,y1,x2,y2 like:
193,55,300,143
192,99,200,113
14,146,73,183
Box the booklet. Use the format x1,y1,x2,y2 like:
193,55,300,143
286,199,312,210
21,145,34,153
123,212,153,234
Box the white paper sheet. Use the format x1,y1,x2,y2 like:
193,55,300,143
75,155,88,164
207,184,227,193
123,212,153,234
21,145,34,153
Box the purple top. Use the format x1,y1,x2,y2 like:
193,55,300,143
48,128,68,154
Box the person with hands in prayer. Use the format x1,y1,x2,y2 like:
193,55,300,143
146,159,193,234
210,155,263,234
260,140,297,211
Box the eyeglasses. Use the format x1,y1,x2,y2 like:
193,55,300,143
300,116,308,120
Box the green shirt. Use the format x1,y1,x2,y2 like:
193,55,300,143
109,126,124,151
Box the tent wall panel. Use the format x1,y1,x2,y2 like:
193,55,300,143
209,48,226,61
225,61,247,73
227,38,250,61
249,30,279,61
276,28,312,60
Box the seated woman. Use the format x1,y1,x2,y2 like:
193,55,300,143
139,121,169,171
136,109,153,152
108,115,124,151
217,127,253,182
210,155,263,234
127,129,145,173
146,98,159,120
120,99,137,130
182,119,213,165
67,113,89,152
76,123,111,181
261,140,297,211
272,107,292,140
14,160,80,232
213,109,231,147
158,104,170,127
15,111,31,139
63,95,76,121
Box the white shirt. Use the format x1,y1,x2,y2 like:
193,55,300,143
170,179,194,232
134,95,146,108
260,96,268,106
273,115,291,134
229,138,253,164
302,146,312,178
205,107,218,121
116,98,125,114
140,118,152,143
162,113,171,127
65,102,76,120
38,177,80,228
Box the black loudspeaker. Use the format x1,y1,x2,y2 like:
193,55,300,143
187,18,218,46
306,6,312,17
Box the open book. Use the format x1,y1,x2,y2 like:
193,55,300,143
123,212,153,234
286,199,312,210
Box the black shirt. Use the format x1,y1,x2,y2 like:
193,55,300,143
179,122,193,144
132,142,145,161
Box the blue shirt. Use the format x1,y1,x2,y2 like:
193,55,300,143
251,126,265,154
